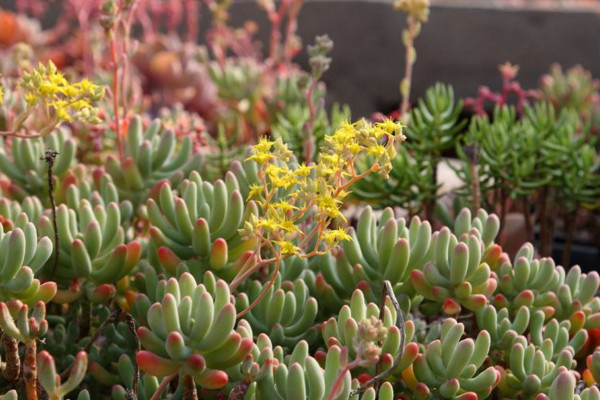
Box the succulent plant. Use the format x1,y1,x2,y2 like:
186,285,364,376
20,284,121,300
307,207,431,307
0,127,76,200
147,170,257,279
0,195,43,229
236,272,320,347
322,289,418,379
0,300,50,398
412,318,500,399
38,200,141,303
38,350,88,400
498,341,574,398
540,64,600,123
253,341,356,400
105,116,203,207
353,83,465,218
0,215,55,305
135,272,253,389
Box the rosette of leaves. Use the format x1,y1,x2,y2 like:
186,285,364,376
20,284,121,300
236,272,320,347
452,208,501,250
135,272,253,391
0,127,76,201
304,206,432,312
55,164,134,223
147,170,258,279
498,341,575,398
476,305,531,359
493,243,559,315
494,244,600,330
411,318,500,399
0,213,55,305
38,200,141,303
253,340,359,400
527,311,588,360
321,289,418,379
410,223,497,315
105,115,202,207
477,305,587,363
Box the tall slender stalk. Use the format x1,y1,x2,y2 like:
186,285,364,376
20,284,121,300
400,16,416,121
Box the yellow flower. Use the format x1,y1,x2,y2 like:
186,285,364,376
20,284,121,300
271,200,298,213
316,194,345,221
247,184,264,201
274,241,300,255
246,152,276,165
277,218,300,233
368,145,387,157
257,218,279,232
294,163,315,177
322,228,352,244
254,137,275,153
376,118,402,134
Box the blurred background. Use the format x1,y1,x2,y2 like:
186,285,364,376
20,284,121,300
3,0,600,117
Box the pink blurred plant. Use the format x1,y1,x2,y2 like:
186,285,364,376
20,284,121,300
465,62,541,115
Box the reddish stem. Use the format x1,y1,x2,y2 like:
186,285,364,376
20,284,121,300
110,38,125,163
24,340,38,400
236,258,281,318
150,372,179,400
304,78,318,164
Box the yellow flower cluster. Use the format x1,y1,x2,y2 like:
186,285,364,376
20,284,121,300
243,117,403,258
18,61,104,128
394,0,430,23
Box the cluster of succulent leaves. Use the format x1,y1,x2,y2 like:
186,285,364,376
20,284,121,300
2,96,600,400
352,77,600,266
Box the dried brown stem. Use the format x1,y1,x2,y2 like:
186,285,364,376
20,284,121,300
41,150,60,281
182,374,198,400
1,331,20,383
